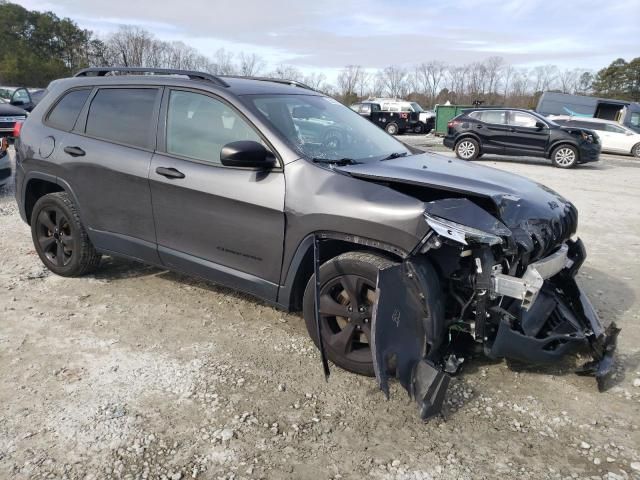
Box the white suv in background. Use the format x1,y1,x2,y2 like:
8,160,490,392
551,116,640,158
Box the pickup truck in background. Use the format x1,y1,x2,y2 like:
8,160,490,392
350,99,435,135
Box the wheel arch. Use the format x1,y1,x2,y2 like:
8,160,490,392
454,134,482,151
23,172,80,225
277,232,406,312
547,140,580,160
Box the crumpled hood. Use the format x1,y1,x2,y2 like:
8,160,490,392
336,152,578,254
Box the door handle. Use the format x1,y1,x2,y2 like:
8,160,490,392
63,146,85,157
476,124,483,129
155,167,185,179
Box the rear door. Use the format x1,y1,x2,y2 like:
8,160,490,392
149,88,285,300
59,86,162,263
601,123,634,152
503,111,548,156
467,110,508,154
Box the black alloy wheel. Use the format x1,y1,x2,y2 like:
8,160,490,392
36,206,74,267
303,251,397,376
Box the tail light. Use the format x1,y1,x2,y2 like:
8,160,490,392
12,120,23,138
448,120,461,129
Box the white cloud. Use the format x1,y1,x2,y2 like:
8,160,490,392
15,0,639,72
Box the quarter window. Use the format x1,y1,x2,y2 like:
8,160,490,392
85,88,159,149
166,90,262,164
46,89,91,131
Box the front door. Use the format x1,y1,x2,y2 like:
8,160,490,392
503,111,548,156
149,89,286,301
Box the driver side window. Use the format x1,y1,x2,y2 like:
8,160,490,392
166,90,262,164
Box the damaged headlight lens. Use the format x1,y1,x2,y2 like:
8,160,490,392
424,214,505,246
580,131,596,143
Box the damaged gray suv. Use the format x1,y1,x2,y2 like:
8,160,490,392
15,68,618,419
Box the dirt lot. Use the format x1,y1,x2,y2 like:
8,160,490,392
1,143,639,480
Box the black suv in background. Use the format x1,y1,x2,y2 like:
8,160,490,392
13,68,617,419
443,108,601,168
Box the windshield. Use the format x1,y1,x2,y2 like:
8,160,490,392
410,102,424,112
243,94,410,162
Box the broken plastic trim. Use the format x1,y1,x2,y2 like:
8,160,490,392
371,259,450,420
492,243,570,310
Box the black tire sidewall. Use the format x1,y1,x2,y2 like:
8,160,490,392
31,193,89,276
302,252,396,377
632,143,640,158
385,123,398,135
455,138,480,160
552,144,578,168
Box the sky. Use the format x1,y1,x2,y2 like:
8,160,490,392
15,0,640,78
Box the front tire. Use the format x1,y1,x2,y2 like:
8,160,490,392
632,143,640,158
413,123,424,134
303,251,397,376
31,192,101,277
455,138,480,160
551,144,578,168
385,123,399,135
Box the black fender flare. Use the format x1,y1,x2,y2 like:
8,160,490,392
21,171,83,224
276,231,411,310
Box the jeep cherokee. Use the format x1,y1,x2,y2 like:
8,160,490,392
14,68,618,419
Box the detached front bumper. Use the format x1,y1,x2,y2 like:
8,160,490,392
486,238,619,389
371,238,619,419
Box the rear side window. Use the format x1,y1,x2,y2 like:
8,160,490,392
47,89,91,131
85,88,159,149
469,110,507,124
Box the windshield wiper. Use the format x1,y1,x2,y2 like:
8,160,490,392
312,157,358,165
381,152,409,161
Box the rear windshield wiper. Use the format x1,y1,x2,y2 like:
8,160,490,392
381,152,409,161
312,157,359,166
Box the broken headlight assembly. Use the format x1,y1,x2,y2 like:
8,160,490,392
580,131,596,143
424,213,510,246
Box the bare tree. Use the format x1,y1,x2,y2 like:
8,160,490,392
269,64,304,81
238,52,265,76
415,61,447,104
337,65,364,97
484,56,504,94
380,66,408,98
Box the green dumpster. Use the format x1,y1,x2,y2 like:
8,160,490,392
434,104,473,136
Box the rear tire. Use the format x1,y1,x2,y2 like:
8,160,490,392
551,144,578,168
303,251,397,376
632,143,640,158
455,138,480,160
385,123,399,135
31,192,101,277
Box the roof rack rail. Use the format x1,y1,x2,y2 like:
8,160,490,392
222,75,315,91
74,67,230,88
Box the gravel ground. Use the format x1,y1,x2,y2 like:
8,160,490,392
1,141,640,480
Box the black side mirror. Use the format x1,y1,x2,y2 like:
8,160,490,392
220,141,276,169
535,121,546,130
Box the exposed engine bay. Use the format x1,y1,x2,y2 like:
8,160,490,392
367,197,619,419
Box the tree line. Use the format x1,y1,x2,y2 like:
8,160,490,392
1,1,638,109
